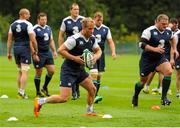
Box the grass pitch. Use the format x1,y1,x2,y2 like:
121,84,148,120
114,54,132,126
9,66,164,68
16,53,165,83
0,54,180,127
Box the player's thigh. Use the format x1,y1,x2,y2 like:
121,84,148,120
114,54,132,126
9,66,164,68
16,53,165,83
59,86,72,99
80,76,96,92
139,57,155,77
45,64,55,74
156,61,172,75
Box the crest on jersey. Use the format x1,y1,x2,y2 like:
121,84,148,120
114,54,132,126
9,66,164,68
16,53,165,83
153,31,158,35
37,28,41,31
67,21,71,24
103,29,106,32
79,41,84,45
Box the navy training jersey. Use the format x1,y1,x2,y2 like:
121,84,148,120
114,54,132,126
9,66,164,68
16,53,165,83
9,19,34,46
60,15,84,37
174,30,180,53
93,24,112,51
141,25,173,60
33,24,52,52
63,33,99,69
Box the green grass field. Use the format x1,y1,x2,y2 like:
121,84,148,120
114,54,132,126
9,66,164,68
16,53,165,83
0,54,180,127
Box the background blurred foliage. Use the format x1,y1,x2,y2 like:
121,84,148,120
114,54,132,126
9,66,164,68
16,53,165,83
1,0,180,44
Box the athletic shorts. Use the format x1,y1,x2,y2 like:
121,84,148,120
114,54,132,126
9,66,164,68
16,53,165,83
33,51,54,69
175,56,180,70
91,52,105,72
139,55,168,77
60,66,89,88
13,46,31,65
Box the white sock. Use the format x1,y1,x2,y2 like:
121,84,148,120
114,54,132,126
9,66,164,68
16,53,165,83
87,104,93,113
145,85,149,90
39,98,47,105
159,87,162,92
19,88,25,95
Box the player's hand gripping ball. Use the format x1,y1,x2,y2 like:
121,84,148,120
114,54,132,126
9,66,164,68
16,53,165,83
82,49,94,68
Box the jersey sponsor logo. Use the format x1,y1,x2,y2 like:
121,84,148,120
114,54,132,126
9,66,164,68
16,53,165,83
37,28,41,32
67,21,71,24
79,41,84,45
153,31,158,35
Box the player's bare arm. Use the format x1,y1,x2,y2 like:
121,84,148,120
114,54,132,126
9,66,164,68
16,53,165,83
50,38,58,59
29,33,39,62
7,33,13,60
58,30,65,47
107,38,117,59
92,46,102,64
59,44,84,64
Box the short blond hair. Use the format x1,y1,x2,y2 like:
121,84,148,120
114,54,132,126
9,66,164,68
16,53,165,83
81,17,94,28
94,11,103,18
19,8,29,16
156,14,169,22
70,3,79,10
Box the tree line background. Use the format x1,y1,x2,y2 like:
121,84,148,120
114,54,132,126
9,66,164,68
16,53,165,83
1,0,180,45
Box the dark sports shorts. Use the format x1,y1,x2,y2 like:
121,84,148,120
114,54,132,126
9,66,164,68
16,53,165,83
60,66,89,88
33,51,54,69
139,55,168,77
91,52,105,72
175,56,180,70
13,46,31,65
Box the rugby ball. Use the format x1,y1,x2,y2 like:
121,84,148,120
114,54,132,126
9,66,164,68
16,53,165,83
82,49,94,68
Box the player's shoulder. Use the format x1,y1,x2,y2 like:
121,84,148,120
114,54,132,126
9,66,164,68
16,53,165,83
165,27,173,34
101,24,109,29
12,19,32,27
45,25,51,30
174,29,180,35
71,32,81,39
33,24,40,29
77,15,85,20
63,16,72,22
145,25,156,31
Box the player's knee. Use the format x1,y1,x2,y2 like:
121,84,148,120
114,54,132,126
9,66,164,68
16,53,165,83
21,65,30,72
164,69,172,76
90,69,98,80
48,70,55,76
